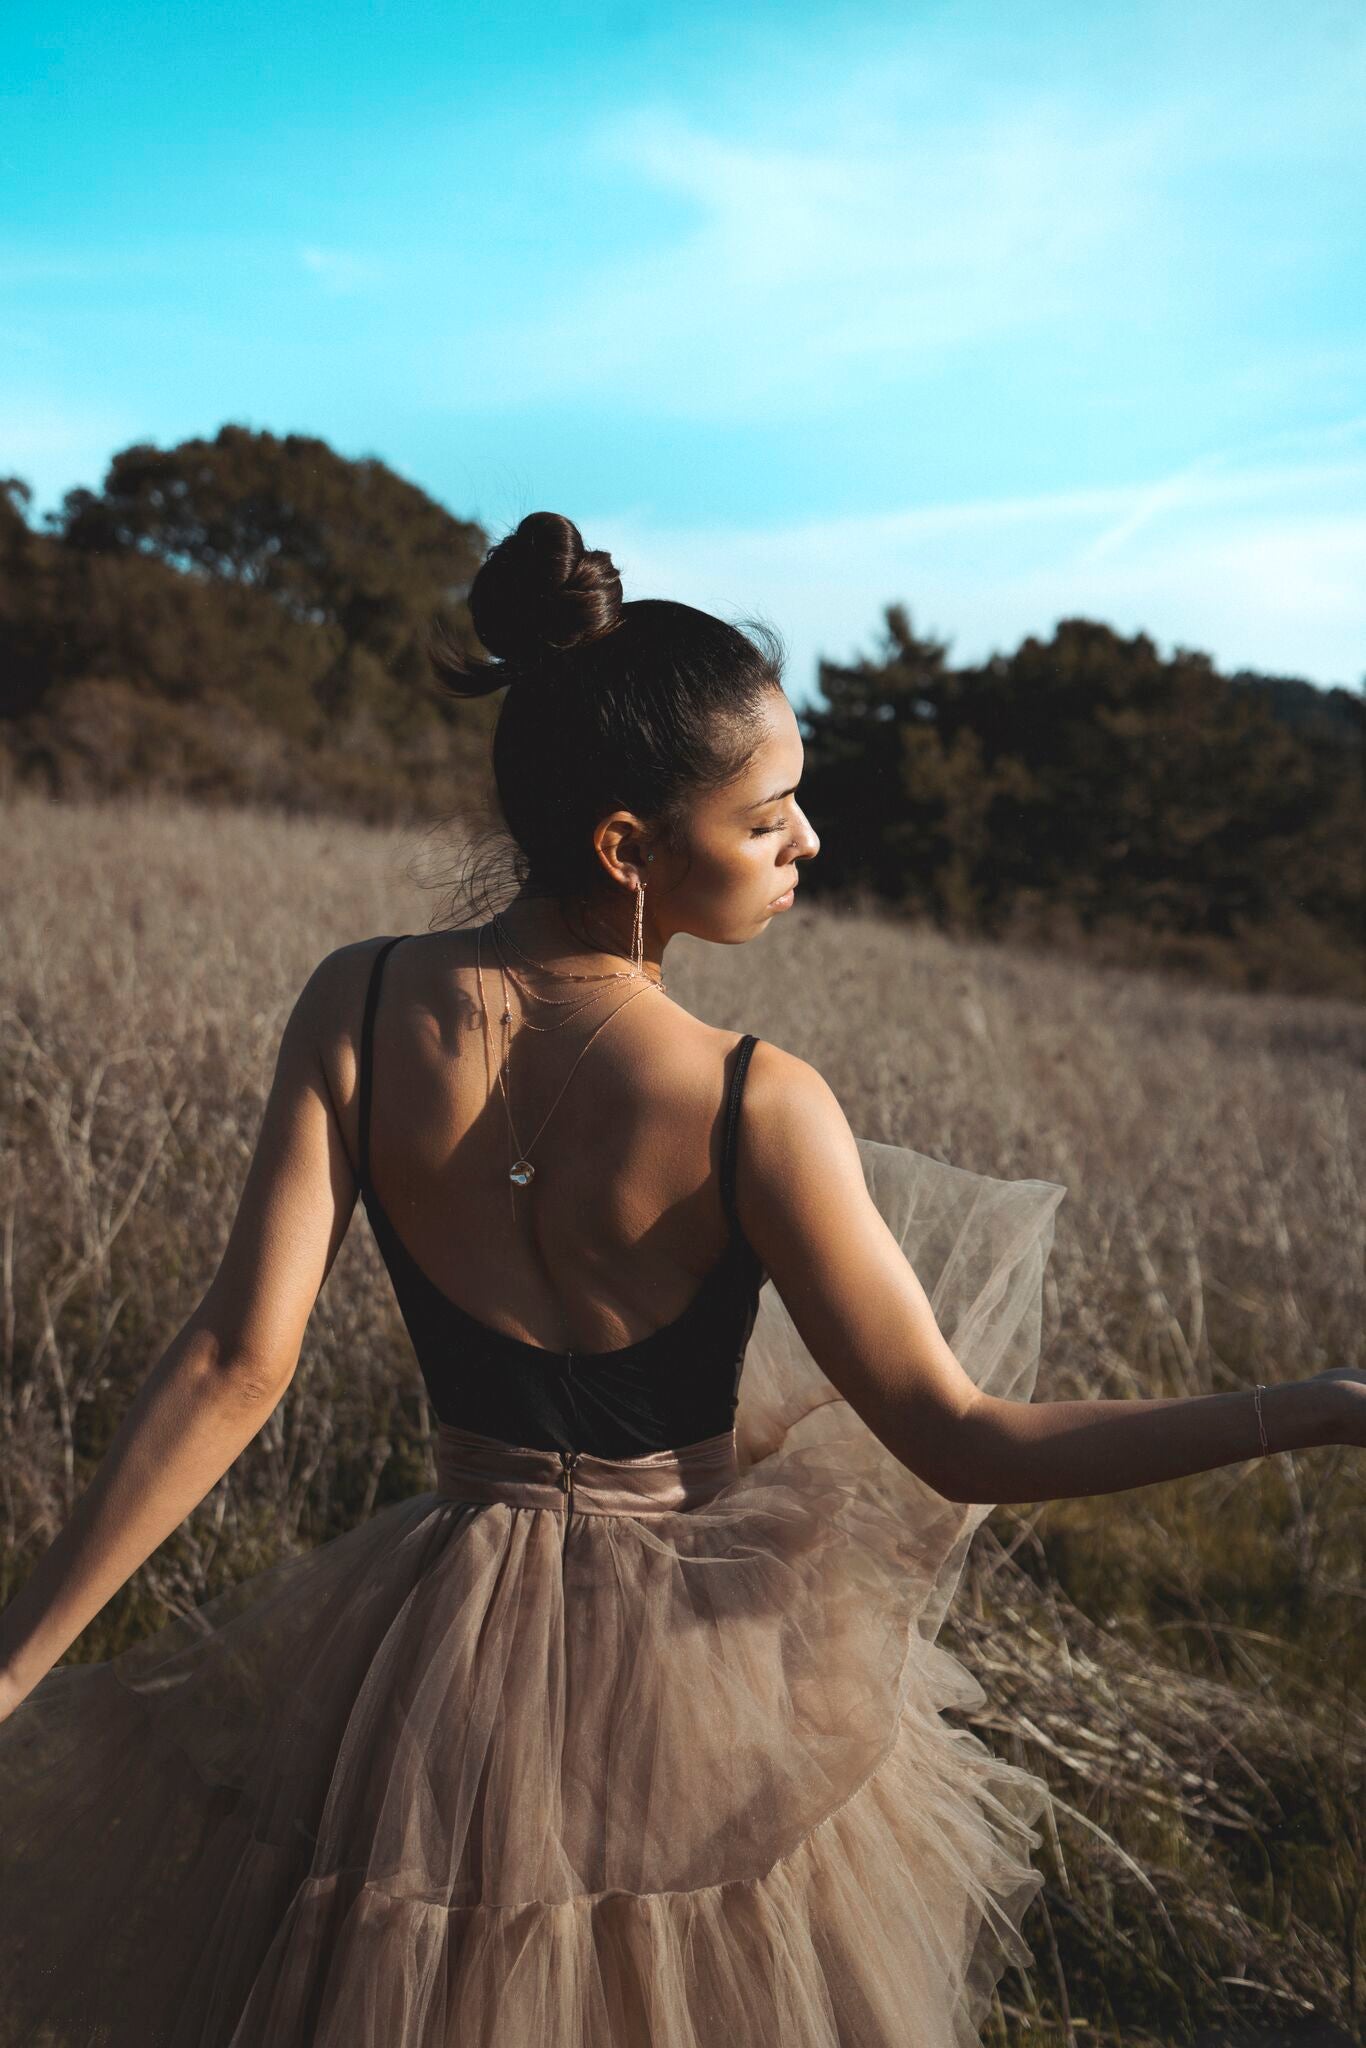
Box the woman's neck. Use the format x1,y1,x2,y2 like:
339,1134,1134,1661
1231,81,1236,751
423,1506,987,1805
493,891,667,980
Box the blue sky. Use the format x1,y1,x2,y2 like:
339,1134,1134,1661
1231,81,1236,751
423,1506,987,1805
4,0,1364,698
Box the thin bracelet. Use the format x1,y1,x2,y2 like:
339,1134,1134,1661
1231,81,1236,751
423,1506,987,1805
1253,1383,1271,1456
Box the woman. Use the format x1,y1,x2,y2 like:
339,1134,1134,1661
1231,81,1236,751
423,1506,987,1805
0,511,1359,2046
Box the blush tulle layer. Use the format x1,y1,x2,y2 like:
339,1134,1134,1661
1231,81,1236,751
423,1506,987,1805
0,1137,1066,2047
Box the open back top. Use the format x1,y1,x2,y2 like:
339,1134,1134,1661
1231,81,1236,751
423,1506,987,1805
356,934,767,1457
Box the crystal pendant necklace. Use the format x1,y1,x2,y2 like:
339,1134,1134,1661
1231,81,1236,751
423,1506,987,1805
474,918,663,1215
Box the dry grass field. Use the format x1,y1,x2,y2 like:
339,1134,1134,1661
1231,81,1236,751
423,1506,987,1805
1,787,1363,2045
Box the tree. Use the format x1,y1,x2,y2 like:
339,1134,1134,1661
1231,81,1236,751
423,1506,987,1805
799,605,960,908
795,600,1364,986
55,424,486,688
1,431,495,814
1,477,33,564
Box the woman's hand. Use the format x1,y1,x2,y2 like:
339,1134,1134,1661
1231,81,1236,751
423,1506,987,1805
1305,1365,1366,1447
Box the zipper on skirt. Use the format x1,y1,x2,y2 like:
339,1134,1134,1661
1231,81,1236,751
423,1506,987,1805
557,1446,581,1556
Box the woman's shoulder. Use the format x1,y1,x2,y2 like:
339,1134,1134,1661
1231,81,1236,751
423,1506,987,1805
736,1033,838,1110
630,1014,832,1112
688,1032,852,1176
291,935,412,1098
302,933,410,1021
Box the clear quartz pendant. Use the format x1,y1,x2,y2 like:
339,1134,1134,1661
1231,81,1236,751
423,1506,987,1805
509,1160,536,1187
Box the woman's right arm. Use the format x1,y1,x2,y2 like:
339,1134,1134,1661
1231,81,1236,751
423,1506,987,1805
738,1046,1360,1506
921,1374,1354,1505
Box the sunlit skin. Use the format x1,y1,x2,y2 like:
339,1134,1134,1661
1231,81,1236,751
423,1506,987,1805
0,683,1360,1725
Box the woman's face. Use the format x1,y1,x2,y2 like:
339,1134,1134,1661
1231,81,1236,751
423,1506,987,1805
655,687,821,946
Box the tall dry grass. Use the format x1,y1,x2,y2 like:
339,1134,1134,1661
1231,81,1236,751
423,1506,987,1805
1,786,1362,2046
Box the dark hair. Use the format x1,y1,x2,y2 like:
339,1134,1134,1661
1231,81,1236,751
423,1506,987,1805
424,511,785,912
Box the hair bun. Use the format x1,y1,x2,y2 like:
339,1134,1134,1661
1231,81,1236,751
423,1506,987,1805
469,511,623,668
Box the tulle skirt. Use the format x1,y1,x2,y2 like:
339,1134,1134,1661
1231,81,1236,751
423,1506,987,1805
0,1137,1066,2047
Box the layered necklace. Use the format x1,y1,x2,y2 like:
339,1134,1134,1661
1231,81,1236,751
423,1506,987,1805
474,896,667,1219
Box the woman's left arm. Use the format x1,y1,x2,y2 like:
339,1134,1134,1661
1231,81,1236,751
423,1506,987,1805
0,951,360,1720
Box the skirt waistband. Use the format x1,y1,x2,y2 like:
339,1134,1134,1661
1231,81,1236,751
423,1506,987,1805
434,1422,738,1516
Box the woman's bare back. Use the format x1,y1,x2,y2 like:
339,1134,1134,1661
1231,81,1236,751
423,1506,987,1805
326,929,757,1356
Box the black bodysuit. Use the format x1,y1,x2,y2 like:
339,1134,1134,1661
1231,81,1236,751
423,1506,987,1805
357,935,767,1458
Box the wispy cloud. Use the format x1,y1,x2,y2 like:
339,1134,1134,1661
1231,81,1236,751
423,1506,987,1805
299,245,387,294
596,432,1366,694
1077,423,1366,563
424,4,1364,448
439,91,1181,417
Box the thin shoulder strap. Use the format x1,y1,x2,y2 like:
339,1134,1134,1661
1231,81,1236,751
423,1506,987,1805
720,1033,760,1237
357,935,409,1193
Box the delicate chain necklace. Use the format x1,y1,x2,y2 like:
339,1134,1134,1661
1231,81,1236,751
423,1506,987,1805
492,906,668,992
486,923,620,1031
484,906,667,1035
474,892,665,1213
